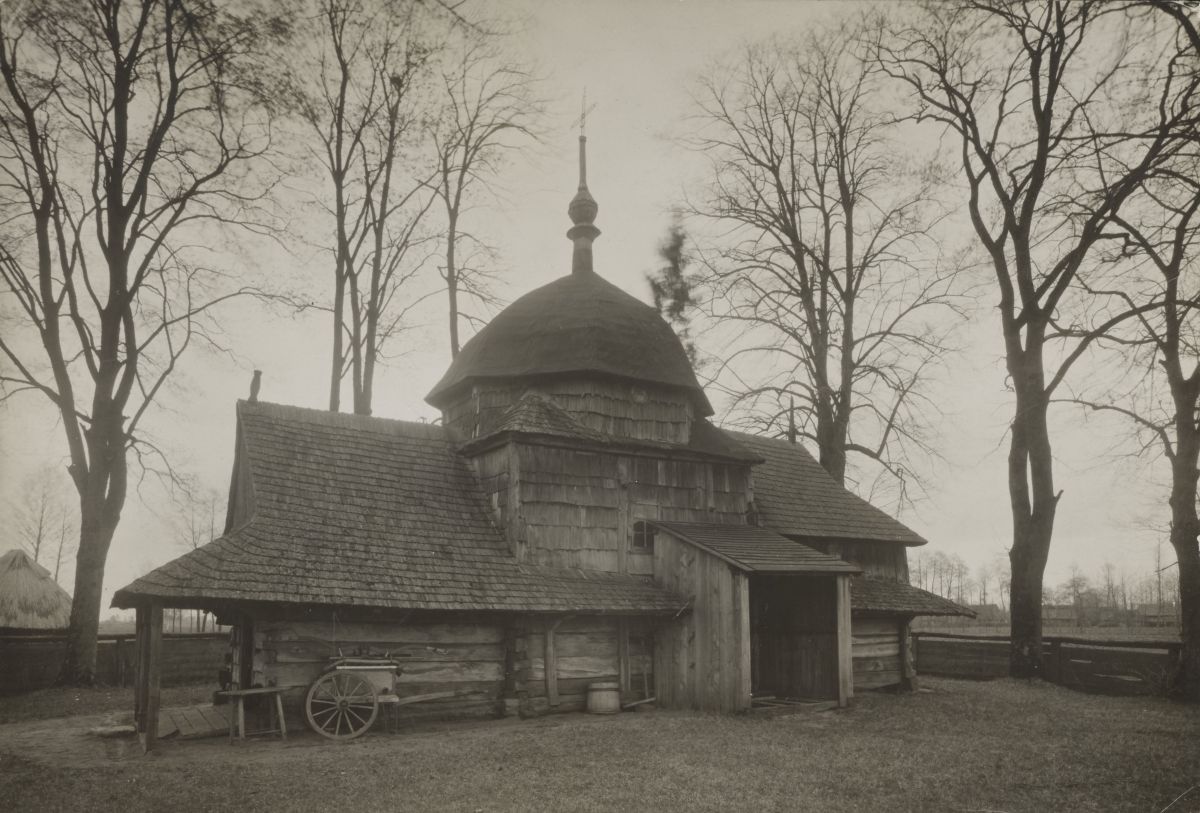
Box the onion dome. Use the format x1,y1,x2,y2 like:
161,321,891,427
426,135,712,416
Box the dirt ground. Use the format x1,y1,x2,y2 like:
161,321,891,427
1,677,1197,812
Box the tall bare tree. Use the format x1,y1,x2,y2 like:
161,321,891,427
430,30,542,357
687,22,960,498
0,0,285,682
1055,16,1200,694
880,1,1197,677
300,0,441,415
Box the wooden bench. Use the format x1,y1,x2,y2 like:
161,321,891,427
216,687,288,742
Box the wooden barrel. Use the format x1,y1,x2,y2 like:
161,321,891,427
586,682,621,714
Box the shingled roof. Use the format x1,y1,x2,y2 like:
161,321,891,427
426,269,714,416
113,402,685,615
649,521,859,574
727,432,928,546
850,576,975,617
462,392,759,462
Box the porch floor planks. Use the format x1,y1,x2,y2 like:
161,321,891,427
159,703,228,740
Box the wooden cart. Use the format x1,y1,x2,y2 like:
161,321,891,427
304,655,459,740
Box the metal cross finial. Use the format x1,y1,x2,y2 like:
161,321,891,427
573,89,597,137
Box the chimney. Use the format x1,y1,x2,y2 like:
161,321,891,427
249,370,262,403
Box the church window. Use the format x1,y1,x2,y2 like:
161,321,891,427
631,520,656,552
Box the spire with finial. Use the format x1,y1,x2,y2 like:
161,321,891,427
567,91,600,274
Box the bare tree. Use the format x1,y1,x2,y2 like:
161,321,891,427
299,0,442,414
175,484,221,632
0,0,285,683
430,28,542,357
687,22,961,500
1055,24,1200,694
880,0,1196,678
10,466,74,571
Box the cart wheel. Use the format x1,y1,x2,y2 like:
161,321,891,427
305,672,378,740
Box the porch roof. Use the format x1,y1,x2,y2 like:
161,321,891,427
648,521,860,574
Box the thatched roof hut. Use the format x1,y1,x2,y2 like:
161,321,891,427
0,549,72,630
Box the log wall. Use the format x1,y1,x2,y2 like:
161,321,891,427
231,610,657,729
653,533,751,712
243,613,509,726
852,616,903,691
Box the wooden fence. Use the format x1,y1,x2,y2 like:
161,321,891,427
0,632,227,695
913,632,1182,696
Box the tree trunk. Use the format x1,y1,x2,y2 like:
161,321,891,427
1007,342,1057,679
447,212,460,358
1169,426,1200,701
59,494,120,685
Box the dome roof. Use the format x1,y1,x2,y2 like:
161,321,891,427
426,269,713,416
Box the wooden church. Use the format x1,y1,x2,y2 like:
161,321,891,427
115,135,967,744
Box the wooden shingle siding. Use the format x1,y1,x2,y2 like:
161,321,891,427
653,533,751,712
852,617,903,691
512,441,751,574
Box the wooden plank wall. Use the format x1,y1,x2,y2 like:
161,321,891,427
653,533,751,712
852,616,904,691
249,614,508,726
812,540,910,582
750,575,839,701
517,443,750,574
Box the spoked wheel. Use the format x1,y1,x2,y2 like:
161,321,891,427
305,672,379,740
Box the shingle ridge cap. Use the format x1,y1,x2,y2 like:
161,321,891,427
237,399,445,438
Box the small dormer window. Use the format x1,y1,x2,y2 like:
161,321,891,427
632,520,656,552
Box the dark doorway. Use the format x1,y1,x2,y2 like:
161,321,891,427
749,575,838,700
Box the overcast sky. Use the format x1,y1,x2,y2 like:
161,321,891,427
0,0,1172,611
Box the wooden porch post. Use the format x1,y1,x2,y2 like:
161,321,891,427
835,575,853,708
136,600,164,752
545,616,570,707
899,618,919,691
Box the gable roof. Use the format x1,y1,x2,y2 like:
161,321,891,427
851,576,975,617
113,402,685,615
426,269,713,416
0,549,72,629
726,431,927,546
649,521,859,574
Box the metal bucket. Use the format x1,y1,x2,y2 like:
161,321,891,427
586,681,620,714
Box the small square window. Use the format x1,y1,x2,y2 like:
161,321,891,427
632,520,656,552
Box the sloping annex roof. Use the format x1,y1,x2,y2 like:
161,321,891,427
851,576,975,617
426,269,714,416
727,431,928,546
0,549,72,630
113,402,685,615
648,521,859,574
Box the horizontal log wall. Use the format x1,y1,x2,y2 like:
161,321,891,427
523,616,654,715
852,616,903,690
249,615,508,726
654,533,751,712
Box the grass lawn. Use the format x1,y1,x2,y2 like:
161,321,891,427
0,677,1196,812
